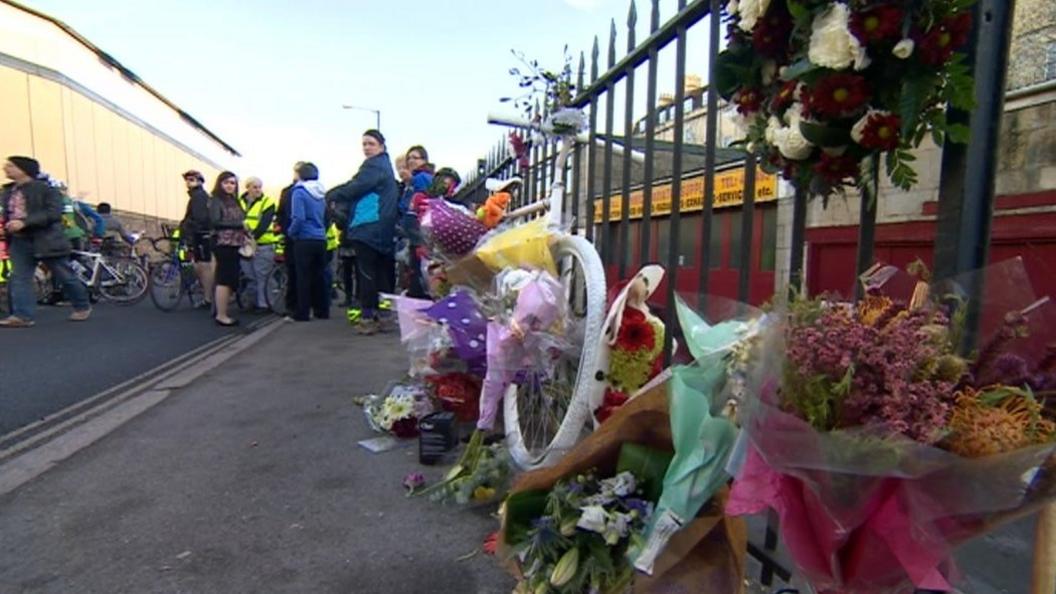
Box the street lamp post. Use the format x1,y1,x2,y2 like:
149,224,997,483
341,104,381,130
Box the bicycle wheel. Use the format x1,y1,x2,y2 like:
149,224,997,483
504,233,607,470
99,258,149,305
149,260,185,311
264,265,288,315
236,271,255,311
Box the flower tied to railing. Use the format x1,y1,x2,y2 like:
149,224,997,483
500,49,588,139
717,0,977,199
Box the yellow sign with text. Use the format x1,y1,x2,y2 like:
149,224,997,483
593,167,777,223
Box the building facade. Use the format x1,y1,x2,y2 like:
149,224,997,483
0,0,238,230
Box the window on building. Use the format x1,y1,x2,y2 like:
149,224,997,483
708,212,724,269
1046,43,1056,82
657,218,672,266
760,207,778,271
655,217,696,268
728,210,744,270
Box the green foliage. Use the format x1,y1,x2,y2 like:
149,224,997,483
885,148,919,191
899,74,939,139
782,365,855,431
616,443,673,503
942,54,976,112
799,120,853,147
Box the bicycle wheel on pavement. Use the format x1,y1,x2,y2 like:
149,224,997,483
149,260,185,311
503,233,607,470
264,265,288,315
99,258,149,305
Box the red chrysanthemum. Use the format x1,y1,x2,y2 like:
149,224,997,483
916,12,973,66
770,80,799,114
808,74,871,119
752,2,793,58
734,87,764,116
813,152,860,184
850,4,904,44
616,308,656,352
856,112,902,150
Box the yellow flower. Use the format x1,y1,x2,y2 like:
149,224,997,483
472,486,496,502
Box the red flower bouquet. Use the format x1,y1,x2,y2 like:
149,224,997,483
728,260,1056,593
718,0,977,197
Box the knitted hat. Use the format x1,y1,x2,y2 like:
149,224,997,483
363,129,386,146
8,156,40,179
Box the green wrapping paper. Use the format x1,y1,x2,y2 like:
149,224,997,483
632,298,751,575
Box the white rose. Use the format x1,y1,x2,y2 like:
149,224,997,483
808,3,870,71
736,0,771,31
727,0,739,16
892,39,915,59
775,128,814,160
765,116,782,144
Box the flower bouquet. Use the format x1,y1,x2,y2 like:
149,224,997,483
500,381,747,594
417,442,513,505
507,464,656,594
727,259,1056,593
716,0,976,198
364,384,435,439
593,266,667,424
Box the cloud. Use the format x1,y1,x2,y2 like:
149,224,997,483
563,0,607,10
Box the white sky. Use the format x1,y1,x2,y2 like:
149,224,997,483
24,0,714,188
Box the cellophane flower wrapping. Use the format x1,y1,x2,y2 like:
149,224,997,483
477,268,576,431
727,258,1056,593
633,296,765,575
419,198,489,262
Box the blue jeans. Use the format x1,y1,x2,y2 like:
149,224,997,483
8,236,90,320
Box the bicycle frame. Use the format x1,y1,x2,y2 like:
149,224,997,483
486,112,646,227
71,250,123,288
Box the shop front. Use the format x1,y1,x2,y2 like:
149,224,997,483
593,164,781,305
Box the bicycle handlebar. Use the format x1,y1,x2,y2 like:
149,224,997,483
487,112,646,164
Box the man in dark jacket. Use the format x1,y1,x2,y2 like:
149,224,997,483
0,156,91,327
326,130,399,335
277,161,305,315
179,170,214,307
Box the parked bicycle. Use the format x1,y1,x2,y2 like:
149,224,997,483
148,236,205,311
35,247,149,306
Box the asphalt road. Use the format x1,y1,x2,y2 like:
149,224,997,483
0,298,269,436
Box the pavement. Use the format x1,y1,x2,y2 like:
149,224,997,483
0,306,1041,594
0,314,514,594
0,299,268,435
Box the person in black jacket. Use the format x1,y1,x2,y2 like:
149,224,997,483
326,130,399,335
1,156,91,327
179,170,214,307
209,171,246,326
276,161,304,316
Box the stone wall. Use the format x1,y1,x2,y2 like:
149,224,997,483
1007,0,1056,90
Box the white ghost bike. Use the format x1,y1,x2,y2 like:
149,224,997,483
487,112,642,470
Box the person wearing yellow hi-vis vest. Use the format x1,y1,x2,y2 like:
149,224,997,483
241,177,279,310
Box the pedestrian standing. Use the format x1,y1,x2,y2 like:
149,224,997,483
401,146,433,298
241,177,279,310
277,162,304,315
209,171,246,326
289,162,329,321
327,130,399,335
180,170,215,308
0,156,91,327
